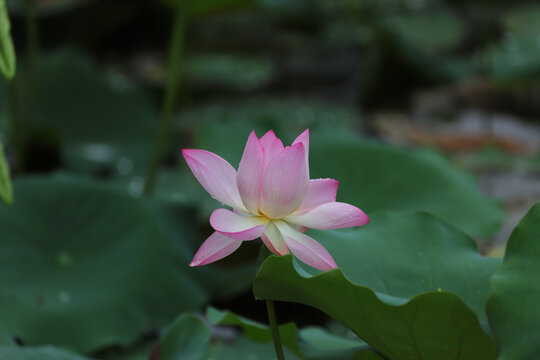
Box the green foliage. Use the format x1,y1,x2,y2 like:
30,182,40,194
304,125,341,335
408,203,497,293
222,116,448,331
254,255,498,359
383,12,466,55
102,343,154,360
0,177,207,352
0,142,12,205
306,212,501,320
253,211,502,359
299,327,369,360
480,4,540,85
503,4,540,33
258,0,314,16
192,128,503,237
206,307,302,355
187,98,359,161
159,0,254,15
309,136,504,238
179,102,358,218
487,202,540,360
0,0,15,79
158,314,211,360
149,196,258,300
156,308,370,359
30,49,158,175
489,32,540,85
5,0,85,16
354,351,385,360
210,337,301,360
184,54,274,91
192,127,505,238
0,2,537,358
0,346,91,360
148,170,219,221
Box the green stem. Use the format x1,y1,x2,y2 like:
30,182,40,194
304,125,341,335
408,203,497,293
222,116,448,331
266,299,286,360
7,79,23,173
23,0,38,124
143,2,186,196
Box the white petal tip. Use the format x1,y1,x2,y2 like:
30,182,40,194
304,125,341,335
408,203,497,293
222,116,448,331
189,257,204,266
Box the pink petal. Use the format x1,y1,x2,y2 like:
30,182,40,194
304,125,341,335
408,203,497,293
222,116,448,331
261,222,289,255
259,143,309,219
275,221,337,271
182,149,246,211
292,129,309,155
297,178,339,211
292,129,309,170
237,131,265,214
233,208,250,216
260,130,285,169
190,232,242,266
285,202,369,230
210,208,268,240
261,234,279,255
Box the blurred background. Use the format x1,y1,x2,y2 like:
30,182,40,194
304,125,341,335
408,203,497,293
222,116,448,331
1,0,540,359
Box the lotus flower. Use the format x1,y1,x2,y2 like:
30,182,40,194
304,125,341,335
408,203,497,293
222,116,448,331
182,129,369,271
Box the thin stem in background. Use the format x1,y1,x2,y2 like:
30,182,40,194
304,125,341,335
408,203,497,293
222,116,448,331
23,0,38,124
143,2,186,196
7,79,22,173
266,299,286,360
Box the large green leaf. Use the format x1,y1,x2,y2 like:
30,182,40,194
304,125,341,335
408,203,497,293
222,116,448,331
158,314,211,360
253,211,502,359
0,177,208,353
0,346,91,360
254,255,498,360
0,0,15,79
299,327,370,360
29,49,158,175
0,142,12,205
303,212,501,320
309,136,504,238
487,202,540,360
